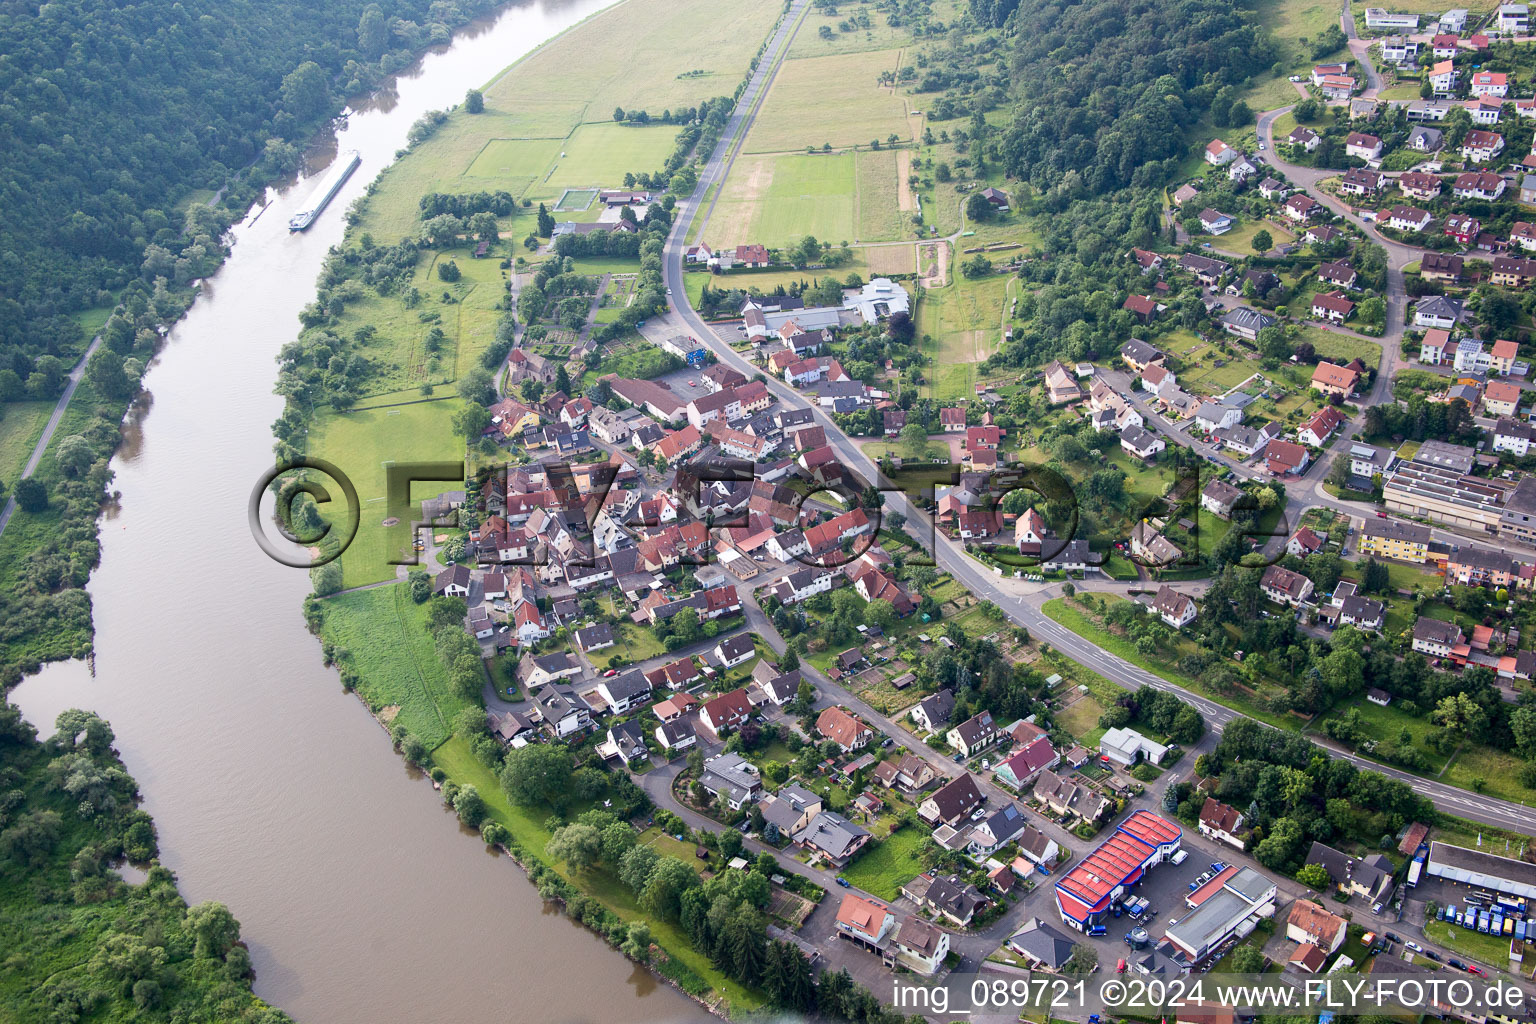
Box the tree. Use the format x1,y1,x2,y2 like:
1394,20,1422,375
537,203,555,236
1295,862,1332,890
453,784,487,828
1228,945,1266,973
961,254,993,278
1064,943,1098,975
54,435,95,477
464,89,484,114
280,61,330,122
452,403,492,440
639,857,700,919
966,192,994,222
500,743,574,809
621,921,652,961
547,822,603,871
602,821,637,863
185,901,241,959
87,347,132,399
1251,229,1272,253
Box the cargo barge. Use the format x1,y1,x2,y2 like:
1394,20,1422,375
288,150,361,231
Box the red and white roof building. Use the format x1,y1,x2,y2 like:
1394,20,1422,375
1054,810,1181,932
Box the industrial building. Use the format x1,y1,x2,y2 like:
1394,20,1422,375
1162,866,1277,965
1054,810,1182,932
1426,841,1536,902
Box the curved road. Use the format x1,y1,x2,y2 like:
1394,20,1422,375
646,19,1536,831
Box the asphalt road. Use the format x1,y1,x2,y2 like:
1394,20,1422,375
650,10,1536,834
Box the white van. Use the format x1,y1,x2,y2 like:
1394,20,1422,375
1171,850,1190,866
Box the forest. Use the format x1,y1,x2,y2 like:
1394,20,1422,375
0,703,289,1023
0,0,510,379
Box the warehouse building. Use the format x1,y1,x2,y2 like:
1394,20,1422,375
1426,841,1536,902
1055,810,1182,932
1163,866,1278,965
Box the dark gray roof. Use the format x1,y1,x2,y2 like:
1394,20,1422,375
1009,918,1078,968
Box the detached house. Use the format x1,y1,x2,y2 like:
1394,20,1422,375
1287,900,1347,956
1261,564,1315,606
1461,129,1505,163
1198,797,1247,850
1198,208,1233,235
1205,139,1237,165
1311,361,1360,399
947,711,1001,758
1345,132,1383,161
816,706,874,752
1284,193,1320,222
1386,205,1432,233
1151,585,1198,628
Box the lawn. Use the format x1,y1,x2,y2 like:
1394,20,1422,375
1055,693,1106,743
745,49,913,153
854,147,904,242
1296,326,1381,367
308,398,465,587
710,151,857,246
0,399,53,485
616,621,667,661
1218,218,1295,257
840,824,927,900
318,582,475,749
1442,743,1536,806
462,136,563,181
1421,919,1516,973
1042,596,1301,730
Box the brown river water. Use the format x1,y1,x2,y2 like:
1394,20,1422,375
11,2,710,1021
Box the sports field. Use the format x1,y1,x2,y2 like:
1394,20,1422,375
710,152,857,246
744,49,913,153
541,123,679,195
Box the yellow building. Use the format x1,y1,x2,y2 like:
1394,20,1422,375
1358,517,1432,563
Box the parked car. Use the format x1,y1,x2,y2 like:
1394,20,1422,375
836,876,850,888
1406,941,1423,953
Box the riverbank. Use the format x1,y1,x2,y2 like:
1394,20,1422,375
282,0,794,1014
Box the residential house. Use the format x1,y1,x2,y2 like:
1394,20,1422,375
1284,193,1320,221
1260,564,1315,606
1130,520,1182,566
1198,797,1247,850
1412,616,1464,658
994,737,1061,790
1201,478,1244,519
1485,380,1522,417
598,719,649,764
948,711,1001,758
1491,255,1536,287
1287,899,1347,954
834,893,893,949
1298,405,1346,447
892,917,950,976
1120,424,1166,461
1199,208,1234,235
1205,139,1237,165
1151,585,1198,628
1288,526,1325,557
1220,306,1277,340
1304,842,1396,902
904,873,990,928
1461,129,1505,162
817,706,874,752
798,811,871,867
1455,170,1506,200
1359,517,1432,563
714,633,755,669
530,685,592,739
917,773,985,826
1445,213,1481,245
1420,252,1464,284
1311,361,1360,398
1386,204,1433,233
1414,295,1464,328
699,752,762,809
1285,127,1321,153
1346,132,1383,161
1494,416,1534,456
698,688,751,739
1420,328,1452,365
595,672,652,716
1319,259,1359,289
1473,71,1510,97
1339,168,1384,195
1311,291,1355,322
910,689,956,732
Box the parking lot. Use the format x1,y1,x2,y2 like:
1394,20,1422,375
1078,849,1238,964
651,364,716,407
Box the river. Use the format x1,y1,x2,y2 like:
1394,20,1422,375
9,2,710,1022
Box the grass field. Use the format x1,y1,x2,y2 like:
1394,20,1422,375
918,273,1011,399
309,399,464,587
745,49,912,153
863,242,917,275
1217,219,1294,257
463,136,563,180
351,0,781,239
839,825,926,900
1442,744,1536,806
0,400,54,486
1297,326,1381,367
1314,696,1449,773
544,123,680,192
854,147,903,241
787,0,963,58
710,151,857,245
318,582,475,749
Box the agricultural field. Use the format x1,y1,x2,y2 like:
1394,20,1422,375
351,0,781,239
862,242,918,275
308,398,465,587
744,49,913,153
854,147,904,241
540,123,680,195
709,151,857,245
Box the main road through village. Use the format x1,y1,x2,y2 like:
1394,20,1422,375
648,0,1536,834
